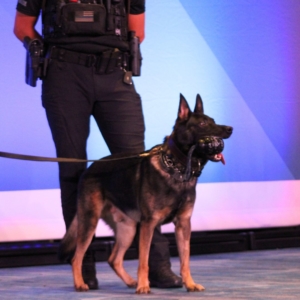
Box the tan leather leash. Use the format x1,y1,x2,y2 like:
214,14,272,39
0,151,147,163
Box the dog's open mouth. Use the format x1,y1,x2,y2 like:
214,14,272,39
196,136,226,164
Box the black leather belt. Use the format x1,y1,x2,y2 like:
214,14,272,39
49,47,127,73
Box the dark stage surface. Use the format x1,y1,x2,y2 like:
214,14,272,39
0,248,299,300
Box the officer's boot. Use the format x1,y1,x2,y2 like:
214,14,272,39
82,248,99,290
148,227,183,288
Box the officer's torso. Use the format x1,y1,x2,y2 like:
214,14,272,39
43,0,129,53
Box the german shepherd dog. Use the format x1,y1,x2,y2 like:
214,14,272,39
59,94,233,294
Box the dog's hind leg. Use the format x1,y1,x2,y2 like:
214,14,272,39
72,190,103,292
105,207,137,288
58,215,78,262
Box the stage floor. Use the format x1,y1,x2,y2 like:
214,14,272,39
1,248,300,300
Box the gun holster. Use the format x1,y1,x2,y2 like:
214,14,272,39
23,37,48,87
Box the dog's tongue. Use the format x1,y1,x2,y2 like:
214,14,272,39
220,153,225,165
214,153,226,165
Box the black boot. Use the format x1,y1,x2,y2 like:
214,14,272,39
82,249,99,290
148,227,183,288
149,269,182,288
149,261,182,288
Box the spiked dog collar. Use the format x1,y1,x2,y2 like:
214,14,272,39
160,138,205,182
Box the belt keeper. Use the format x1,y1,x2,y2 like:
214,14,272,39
85,55,96,67
58,49,65,61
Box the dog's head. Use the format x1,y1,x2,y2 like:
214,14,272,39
172,94,233,164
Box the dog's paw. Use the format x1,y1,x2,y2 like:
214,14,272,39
135,285,151,294
126,279,137,288
75,283,89,292
186,283,205,292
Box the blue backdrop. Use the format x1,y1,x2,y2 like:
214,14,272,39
1,0,300,189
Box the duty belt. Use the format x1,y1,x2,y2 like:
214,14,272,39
49,47,128,74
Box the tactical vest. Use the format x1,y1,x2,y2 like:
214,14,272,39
42,0,128,41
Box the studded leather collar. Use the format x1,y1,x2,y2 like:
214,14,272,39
159,137,206,182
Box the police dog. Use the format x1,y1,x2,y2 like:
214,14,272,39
59,94,233,294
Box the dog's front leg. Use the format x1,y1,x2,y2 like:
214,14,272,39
175,214,205,292
136,220,156,294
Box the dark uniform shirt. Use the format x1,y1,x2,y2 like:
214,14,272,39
16,0,145,53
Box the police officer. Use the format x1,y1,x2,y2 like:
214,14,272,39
14,0,182,290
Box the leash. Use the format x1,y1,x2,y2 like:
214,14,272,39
0,151,148,163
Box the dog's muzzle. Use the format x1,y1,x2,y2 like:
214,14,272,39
195,136,226,164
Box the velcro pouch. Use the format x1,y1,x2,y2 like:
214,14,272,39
58,3,106,36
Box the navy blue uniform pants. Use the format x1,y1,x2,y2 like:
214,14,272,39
42,57,170,267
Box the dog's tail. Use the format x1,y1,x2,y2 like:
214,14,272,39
58,215,78,262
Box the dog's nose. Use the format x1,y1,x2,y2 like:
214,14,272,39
226,126,233,134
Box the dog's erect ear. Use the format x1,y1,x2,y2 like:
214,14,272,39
178,94,191,120
194,94,204,114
